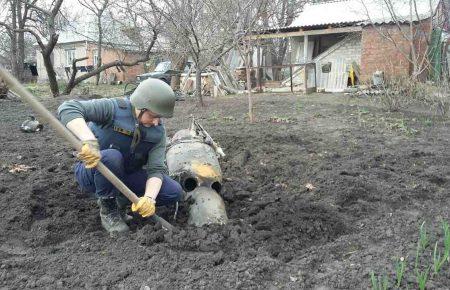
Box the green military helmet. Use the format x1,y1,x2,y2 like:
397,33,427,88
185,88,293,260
130,78,176,118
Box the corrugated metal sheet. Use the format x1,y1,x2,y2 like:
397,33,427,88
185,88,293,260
288,0,439,29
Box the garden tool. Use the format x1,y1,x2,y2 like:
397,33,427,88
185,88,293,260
0,68,174,232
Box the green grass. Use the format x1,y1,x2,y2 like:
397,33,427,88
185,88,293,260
395,256,406,287
423,118,433,127
358,107,370,116
433,241,447,275
418,221,429,251
370,221,450,289
269,116,295,123
370,271,389,290
415,265,430,290
295,100,304,112
443,221,450,259
23,82,127,99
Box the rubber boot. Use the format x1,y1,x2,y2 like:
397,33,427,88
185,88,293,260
97,197,129,235
115,194,133,223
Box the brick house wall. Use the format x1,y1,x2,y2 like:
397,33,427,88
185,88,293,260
37,41,146,83
37,42,89,82
360,20,435,82
360,24,412,82
86,43,145,83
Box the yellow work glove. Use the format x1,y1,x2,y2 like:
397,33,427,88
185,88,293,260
77,140,101,169
131,196,156,218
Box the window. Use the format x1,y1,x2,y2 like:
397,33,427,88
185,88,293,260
65,49,75,66
93,49,98,66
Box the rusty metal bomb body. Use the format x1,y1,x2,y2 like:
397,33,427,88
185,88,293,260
166,128,228,226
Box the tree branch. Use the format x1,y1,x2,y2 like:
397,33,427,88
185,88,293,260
62,31,158,94
66,56,89,82
51,0,64,17
0,21,46,51
18,0,51,16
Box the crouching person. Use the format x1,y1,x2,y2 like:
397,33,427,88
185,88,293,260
58,79,183,235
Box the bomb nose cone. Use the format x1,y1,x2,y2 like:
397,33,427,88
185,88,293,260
187,186,228,226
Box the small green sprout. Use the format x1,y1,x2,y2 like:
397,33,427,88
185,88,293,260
370,271,389,290
415,266,430,290
419,221,429,251
433,241,447,275
395,256,406,287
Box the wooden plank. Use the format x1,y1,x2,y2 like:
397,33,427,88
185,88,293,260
248,26,362,40
303,35,309,62
219,58,240,88
325,58,348,92
180,66,193,91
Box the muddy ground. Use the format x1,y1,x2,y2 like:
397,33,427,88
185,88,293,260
0,92,449,289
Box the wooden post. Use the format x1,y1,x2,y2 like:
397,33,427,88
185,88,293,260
289,65,293,93
304,64,308,93
303,35,309,93
303,35,309,63
256,43,261,92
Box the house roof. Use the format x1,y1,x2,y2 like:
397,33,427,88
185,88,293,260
57,31,96,44
287,0,440,29
56,29,167,52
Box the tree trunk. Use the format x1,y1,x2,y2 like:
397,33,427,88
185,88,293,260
246,48,254,123
16,0,24,81
195,68,203,106
10,0,19,79
95,15,103,85
17,32,25,81
42,51,59,97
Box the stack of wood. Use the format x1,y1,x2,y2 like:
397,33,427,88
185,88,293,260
180,60,241,97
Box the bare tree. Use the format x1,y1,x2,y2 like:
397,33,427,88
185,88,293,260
78,0,111,85
63,0,161,94
261,0,306,80
1,0,161,96
151,0,247,106
231,0,266,122
24,0,64,96
0,27,10,62
0,0,36,80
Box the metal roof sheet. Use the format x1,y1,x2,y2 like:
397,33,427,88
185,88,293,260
288,0,440,28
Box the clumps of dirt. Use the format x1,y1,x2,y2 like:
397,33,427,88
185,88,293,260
134,224,166,246
1,94,449,288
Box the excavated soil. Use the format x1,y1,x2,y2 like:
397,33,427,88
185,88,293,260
0,92,449,289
